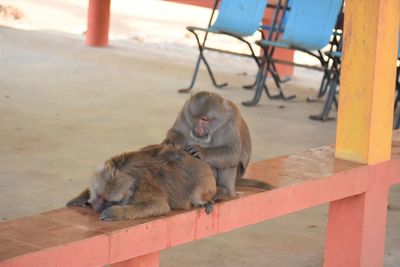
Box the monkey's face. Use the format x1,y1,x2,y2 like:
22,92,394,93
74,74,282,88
185,93,232,141
88,163,133,212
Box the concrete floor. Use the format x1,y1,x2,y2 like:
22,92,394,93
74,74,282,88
0,23,399,267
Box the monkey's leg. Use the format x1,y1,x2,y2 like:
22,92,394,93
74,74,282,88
66,188,90,207
99,196,171,221
213,167,238,201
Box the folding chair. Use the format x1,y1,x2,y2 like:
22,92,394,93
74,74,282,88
309,50,342,121
242,0,343,106
311,34,400,123
307,12,344,102
395,41,400,129
179,0,267,93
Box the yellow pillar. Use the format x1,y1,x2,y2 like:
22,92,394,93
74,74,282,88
325,1,399,266
335,0,400,164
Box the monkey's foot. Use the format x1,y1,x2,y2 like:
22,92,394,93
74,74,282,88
204,202,214,214
99,206,123,221
213,187,238,202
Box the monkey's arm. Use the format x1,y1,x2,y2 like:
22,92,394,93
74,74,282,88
99,196,171,221
163,129,187,148
66,188,90,207
186,145,239,169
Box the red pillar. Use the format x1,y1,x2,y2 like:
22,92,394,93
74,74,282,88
111,252,160,267
324,174,389,267
86,0,111,47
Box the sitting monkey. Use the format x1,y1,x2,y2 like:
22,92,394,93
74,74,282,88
163,91,272,200
67,145,216,221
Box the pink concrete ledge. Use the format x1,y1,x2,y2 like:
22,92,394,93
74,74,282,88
1,131,399,267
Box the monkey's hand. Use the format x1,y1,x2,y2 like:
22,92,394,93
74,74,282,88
66,190,90,208
162,140,184,150
99,206,124,221
66,198,89,208
185,144,205,160
163,129,186,149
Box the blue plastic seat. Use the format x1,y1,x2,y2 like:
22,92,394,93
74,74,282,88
180,0,268,93
209,0,267,37
277,0,342,50
243,0,343,106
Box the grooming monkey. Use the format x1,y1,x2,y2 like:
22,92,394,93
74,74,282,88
163,91,272,200
67,145,216,221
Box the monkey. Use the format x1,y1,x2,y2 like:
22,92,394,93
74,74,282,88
163,91,272,201
67,145,216,221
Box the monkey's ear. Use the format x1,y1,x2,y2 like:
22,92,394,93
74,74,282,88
222,99,230,110
96,162,105,172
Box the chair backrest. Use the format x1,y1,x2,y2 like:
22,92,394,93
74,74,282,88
210,0,268,37
281,0,342,50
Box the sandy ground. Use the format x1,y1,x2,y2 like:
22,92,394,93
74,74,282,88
0,1,399,266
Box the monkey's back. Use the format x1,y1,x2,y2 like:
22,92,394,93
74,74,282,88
152,148,216,209
119,147,215,210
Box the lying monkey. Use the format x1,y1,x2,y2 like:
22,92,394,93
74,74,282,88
67,145,216,221
163,91,273,200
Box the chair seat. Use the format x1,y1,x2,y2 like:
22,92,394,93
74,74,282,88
186,26,209,32
325,51,342,58
186,25,245,39
256,39,290,49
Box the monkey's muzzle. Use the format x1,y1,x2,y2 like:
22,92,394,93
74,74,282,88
189,130,211,144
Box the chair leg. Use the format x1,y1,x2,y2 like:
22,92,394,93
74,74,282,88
395,90,400,129
239,35,290,90
242,47,295,106
269,67,296,100
242,62,267,106
307,68,331,102
309,74,338,121
200,52,228,88
178,54,202,93
179,29,227,93
264,48,296,100
307,52,334,102
392,67,399,129
243,62,290,90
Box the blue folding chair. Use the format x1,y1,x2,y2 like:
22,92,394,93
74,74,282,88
310,33,400,123
394,36,400,129
242,0,343,106
179,0,268,93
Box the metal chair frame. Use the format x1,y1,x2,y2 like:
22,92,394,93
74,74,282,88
179,0,288,94
242,0,343,106
310,47,400,125
242,0,296,106
395,64,400,129
309,51,341,121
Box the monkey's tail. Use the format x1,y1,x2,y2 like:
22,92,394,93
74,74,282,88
236,178,274,190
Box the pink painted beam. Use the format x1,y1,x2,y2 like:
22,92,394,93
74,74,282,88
111,252,160,267
1,135,399,266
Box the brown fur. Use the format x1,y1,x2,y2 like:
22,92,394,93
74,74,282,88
163,91,272,200
67,145,216,221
